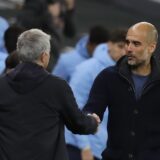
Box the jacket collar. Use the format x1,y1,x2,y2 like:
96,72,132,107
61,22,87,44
118,55,160,85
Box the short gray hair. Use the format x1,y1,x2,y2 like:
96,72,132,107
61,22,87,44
17,29,51,62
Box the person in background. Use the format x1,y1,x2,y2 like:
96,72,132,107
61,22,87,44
4,25,25,54
0,16,9,54
53,26,109,82
84,22,160,160
66,29,127,160
0,16,9,74
16,0,61,72
0,28,100,160
46,0,76,38
4,50,20,73
1,25,25,74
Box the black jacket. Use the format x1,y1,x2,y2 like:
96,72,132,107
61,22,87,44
84,56,160,160
0,62,97,160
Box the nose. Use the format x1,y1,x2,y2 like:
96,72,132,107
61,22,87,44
127,43,133,52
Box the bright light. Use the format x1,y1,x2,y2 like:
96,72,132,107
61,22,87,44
149,0,160,3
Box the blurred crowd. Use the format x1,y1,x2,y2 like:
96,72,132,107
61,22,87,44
0,0,76,71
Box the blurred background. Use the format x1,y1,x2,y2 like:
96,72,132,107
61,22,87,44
0,0,160,72
1,0,160,40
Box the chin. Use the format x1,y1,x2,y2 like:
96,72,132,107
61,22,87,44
128,61,139,68
127,60,136,66
128,62,141,70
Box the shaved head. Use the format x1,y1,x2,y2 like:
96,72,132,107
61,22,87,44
126,22,158,70
128,22,158,44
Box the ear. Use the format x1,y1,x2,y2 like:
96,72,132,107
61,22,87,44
40,52,50,68
40,52,49,63
149,42,156,54
40,52,46,63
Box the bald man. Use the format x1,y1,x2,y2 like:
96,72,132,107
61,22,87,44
83,22,160,160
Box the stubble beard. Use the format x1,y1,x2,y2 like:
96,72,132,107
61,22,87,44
128,59,146,70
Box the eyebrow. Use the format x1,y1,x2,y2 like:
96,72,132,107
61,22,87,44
126,39,141,45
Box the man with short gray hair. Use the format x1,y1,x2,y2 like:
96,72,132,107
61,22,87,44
0,29,99,160
17,29,51,66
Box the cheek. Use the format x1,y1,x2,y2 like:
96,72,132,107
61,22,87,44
45,55,50,64
120,48,126,55
115,48,126,57
47,56,50,64
135,49,150,63
132,48,144,58
142,50,151,60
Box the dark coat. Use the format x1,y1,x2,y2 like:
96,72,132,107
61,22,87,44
0,62,97,160
84,56,160,160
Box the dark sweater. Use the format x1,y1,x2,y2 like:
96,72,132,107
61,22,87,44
0,62,97,160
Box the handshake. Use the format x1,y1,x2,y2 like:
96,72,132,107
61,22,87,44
87,113,101,133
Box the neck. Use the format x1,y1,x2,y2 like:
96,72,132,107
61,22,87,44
131,62,151,76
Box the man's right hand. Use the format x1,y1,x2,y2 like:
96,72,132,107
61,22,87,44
91,113,101,124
